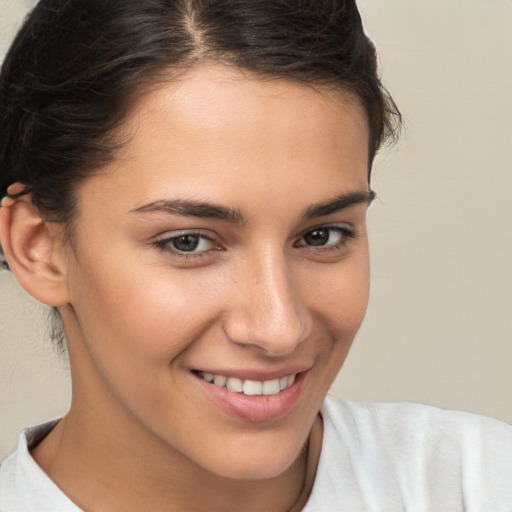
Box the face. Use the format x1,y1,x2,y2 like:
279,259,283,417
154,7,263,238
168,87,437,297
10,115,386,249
61,64,371,480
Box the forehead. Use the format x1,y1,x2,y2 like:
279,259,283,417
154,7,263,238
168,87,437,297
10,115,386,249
79,64,370,216
126,64,369,155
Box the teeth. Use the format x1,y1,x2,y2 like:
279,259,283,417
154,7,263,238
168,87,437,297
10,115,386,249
213,375,227,387
243,380,263,396
226,377,243,392
198,372,297,396
262,379,280,395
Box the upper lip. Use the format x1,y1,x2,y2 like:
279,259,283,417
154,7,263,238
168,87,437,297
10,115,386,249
191,365,311,381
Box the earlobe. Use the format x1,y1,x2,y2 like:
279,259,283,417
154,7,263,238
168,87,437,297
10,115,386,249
0,188,70,306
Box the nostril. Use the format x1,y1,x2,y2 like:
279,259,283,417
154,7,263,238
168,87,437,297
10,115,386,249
223,313,310,356
222,262,311,353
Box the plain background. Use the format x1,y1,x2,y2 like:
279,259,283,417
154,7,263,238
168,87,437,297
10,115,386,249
1,0,511,461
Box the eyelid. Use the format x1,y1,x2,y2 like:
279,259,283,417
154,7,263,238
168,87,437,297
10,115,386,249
295,223,355,240
153,228,214,241
293,224,357,253
152,229,222,257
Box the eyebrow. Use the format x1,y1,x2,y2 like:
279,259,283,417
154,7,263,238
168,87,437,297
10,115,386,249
130,189,375,224
301,189,375,220
130,199,246,224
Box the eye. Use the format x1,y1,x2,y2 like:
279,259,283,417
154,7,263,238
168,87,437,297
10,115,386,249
171,234,211,252
294,226,355,250
153,231,218,256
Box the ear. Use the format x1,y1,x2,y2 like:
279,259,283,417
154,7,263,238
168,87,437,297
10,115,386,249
0,187,70,306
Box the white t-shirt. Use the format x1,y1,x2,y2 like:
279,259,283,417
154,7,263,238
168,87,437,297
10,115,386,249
1,396,511,511
303,398,512,511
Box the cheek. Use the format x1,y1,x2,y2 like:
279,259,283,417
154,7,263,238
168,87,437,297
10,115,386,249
64,260,228,423
67,254,221,368
305,253,370,332
305,253,370,382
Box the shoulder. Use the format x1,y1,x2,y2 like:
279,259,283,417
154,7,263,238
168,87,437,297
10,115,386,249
321,395,512,470
322,394,512,441
303,396,512,512
0,421,82,512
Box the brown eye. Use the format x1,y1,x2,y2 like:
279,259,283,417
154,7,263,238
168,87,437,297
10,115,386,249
154,232,217,256
297,227,354,248
303,228,330,246
172,234,202,252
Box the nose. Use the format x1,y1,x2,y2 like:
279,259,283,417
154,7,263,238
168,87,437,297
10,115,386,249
223,250,312,356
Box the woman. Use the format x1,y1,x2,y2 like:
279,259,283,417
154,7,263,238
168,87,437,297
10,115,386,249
0,1,511,510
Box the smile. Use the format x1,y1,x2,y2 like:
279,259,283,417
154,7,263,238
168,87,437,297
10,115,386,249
196,371,296,396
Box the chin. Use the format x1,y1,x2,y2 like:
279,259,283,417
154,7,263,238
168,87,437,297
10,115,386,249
211,459,296,482
198,435,306,481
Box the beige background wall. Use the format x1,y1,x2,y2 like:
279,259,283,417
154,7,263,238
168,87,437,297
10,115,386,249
1,0,511,461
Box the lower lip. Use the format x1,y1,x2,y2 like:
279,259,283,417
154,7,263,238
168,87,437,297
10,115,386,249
193,372,307,423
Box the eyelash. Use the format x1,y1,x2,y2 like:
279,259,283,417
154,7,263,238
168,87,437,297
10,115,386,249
153,231,220,259
152,225,356,259
293,226,356,253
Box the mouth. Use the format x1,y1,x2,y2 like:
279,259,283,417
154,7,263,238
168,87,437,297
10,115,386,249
194,371,296,396
191,369,306,422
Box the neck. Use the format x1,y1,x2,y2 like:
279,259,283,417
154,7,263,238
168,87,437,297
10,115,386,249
31,402,323,512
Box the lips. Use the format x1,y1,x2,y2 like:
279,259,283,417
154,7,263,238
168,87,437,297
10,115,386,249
197,371,296,396
192,369,307,422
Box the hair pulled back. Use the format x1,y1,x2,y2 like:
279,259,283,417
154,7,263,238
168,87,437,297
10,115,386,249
0,0,399,223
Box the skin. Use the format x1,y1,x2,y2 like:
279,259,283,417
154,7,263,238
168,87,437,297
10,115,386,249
3,64,372,511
